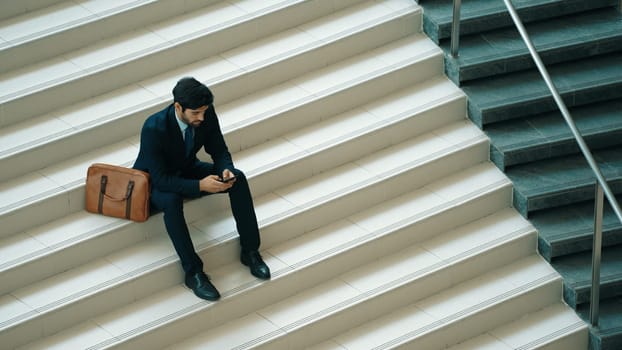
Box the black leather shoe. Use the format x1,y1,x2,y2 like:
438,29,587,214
184,272,220,301
240,250,271,279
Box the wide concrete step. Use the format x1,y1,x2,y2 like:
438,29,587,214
0,0,68,21
0,34,444,236
0,0,374,128
420,0,617,43
442,7,622,84
487,99,622,171
463,52,622,128
444,303,587,350
508,145,622,217
0,80,469,295
2,161,507,349
531,195,622,261
0,0,220,74
171,255,566,350
0,1,582,349
0,20,432,183
18,202,534,348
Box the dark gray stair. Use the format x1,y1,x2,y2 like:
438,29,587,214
418,1,622,348
507,146,622,217
421,0,617,44
462,52,622,128
487,99,622,170
442,8,622,84
577,296,622,350
553,244,622,308
531,196,622,261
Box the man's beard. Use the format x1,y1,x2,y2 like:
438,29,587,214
182,114,202,128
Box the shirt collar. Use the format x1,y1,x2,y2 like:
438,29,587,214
174,108,189,136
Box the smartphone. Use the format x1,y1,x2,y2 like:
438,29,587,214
220,176,236,183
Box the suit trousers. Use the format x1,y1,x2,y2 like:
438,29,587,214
150,162,260,275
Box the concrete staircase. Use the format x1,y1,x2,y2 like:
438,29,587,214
418,0,622,349
0,1,586,349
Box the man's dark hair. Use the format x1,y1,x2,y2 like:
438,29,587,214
172,77,214,111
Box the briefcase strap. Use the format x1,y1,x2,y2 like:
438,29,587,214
98,176,107,214
125,181,135,220
98,175,136,220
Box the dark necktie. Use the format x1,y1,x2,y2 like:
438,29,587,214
184,126,194,157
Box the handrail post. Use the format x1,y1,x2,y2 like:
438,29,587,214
450,0,461,57
590,183,604,326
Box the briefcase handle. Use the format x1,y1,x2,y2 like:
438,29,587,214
98,175,135,219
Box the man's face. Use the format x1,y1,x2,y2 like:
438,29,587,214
175,102,208,128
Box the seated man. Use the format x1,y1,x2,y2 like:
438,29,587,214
133,76,270,301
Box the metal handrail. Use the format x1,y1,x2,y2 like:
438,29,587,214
503,0,622,327
447,0,622,327
450,0,461,57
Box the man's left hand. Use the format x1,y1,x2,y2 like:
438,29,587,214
221,169,237,184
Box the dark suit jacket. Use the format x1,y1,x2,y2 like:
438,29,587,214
133,104,234,198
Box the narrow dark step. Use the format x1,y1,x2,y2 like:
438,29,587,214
463,52,622,127
507,146,622,217
531,195,622,261
577,295,622,350
420,0,617,43
442,8,622,84
487,99,622,170
552,244,622,308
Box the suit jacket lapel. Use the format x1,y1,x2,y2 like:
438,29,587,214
166,105,186,157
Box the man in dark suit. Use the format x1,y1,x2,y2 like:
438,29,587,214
133,77,270,301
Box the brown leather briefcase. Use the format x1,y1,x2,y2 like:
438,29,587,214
85,163,150,222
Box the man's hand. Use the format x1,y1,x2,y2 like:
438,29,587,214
221,169,237,184
199,175,233,193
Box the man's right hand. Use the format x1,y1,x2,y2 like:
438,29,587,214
199,175,234,193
